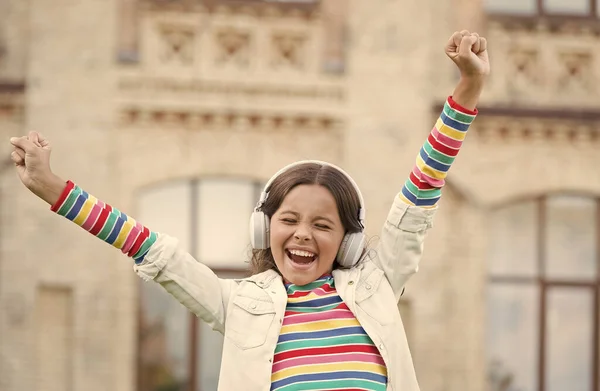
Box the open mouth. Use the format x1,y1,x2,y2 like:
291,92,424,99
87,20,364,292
285,249,318,268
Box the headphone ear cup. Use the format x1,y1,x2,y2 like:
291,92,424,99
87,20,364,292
336,232,366,267
249,211,270,249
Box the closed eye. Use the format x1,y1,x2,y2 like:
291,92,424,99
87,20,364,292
315,224,331,230
281,218,297,224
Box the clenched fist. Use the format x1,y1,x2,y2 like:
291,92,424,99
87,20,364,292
445,30,490,79
9,131,64,205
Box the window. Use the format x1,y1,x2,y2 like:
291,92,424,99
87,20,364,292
486,195,599,391
35,286,73,391
136,178,263,391
484,0,598,16
484,0,537,15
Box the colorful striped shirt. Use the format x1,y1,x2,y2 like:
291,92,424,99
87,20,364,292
400,96,476,208
50,180,156,264
271,275,387,391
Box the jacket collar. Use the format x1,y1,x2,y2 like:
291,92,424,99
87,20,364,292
245,269,281,288
246,266,357,289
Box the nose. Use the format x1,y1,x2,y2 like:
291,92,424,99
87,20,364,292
294,224,312,242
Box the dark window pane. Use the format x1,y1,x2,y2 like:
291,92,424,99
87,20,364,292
545,287,594,391
484,0,537,14
196,272,246,391
137,179,256,391
139,283,190,391
545,196,597,281
138,181,193,391
487,284,539,391
489,201,538,277
544,0,590,14
197,320,224,391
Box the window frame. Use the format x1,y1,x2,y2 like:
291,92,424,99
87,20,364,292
488,195,600,391
486,0,599,19
136,177,263,391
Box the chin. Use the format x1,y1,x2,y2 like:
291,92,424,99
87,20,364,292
285,273,316,286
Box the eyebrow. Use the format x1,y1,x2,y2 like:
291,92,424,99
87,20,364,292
279,210,337,225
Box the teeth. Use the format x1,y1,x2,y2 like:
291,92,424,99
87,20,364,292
289,249,315,258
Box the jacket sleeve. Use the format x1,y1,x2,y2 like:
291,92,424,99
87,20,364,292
50,181,235,333
134,234,236,333
375,198,436,302
375,96,477,300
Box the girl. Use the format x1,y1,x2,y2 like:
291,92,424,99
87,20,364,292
9,31,489,391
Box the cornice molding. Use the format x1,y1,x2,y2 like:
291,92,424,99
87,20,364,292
142,0,320,18
119,106,343,133
433,103,600,143
118,77,345,101
487,14,600,35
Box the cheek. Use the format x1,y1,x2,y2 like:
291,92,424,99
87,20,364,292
269,222,289,248
316,231,345,254
314,233,344,271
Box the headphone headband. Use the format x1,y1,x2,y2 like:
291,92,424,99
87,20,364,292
255,160,366,225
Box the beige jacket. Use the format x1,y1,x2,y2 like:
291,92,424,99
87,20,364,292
134,195,436,391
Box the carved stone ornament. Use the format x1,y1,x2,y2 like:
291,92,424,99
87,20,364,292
215,28,251,67
271,32,307,69
508,47,540,86
158,24,195,65
558,51,594,92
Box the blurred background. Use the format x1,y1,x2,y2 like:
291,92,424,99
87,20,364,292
0,0,599,390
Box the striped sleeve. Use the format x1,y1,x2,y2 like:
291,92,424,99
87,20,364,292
399,96,477,208
50,181,157,264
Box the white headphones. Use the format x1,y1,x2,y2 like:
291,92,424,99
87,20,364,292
249,160,366,267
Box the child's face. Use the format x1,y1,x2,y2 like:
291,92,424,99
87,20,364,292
270,184,345,286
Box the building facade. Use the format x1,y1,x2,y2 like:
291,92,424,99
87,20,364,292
0,0,599,390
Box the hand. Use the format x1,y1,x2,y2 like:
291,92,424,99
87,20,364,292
445,30,490,80
10,131,55,193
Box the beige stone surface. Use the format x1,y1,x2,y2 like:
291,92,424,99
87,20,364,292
1,0,599,390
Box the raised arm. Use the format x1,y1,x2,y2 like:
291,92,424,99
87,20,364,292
8,134,235,333
375,30,489,300
50,180,156,263
399,95,477,208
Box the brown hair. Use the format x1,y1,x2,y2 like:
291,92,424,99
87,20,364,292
249,162,364,275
